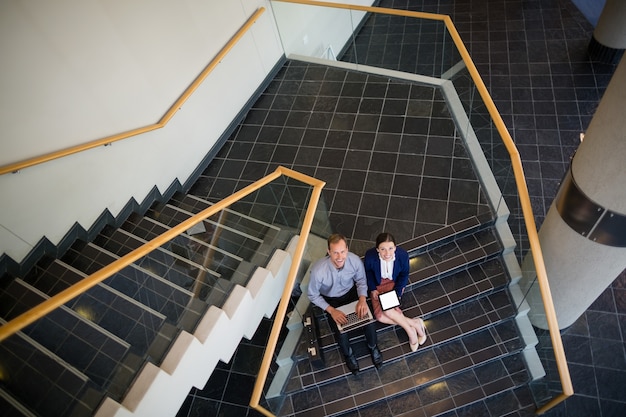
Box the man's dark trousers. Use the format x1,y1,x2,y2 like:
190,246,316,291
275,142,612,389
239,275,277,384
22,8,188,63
322,286,377,356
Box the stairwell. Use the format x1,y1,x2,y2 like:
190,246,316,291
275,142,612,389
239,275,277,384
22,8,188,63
0,187,545,417
0,190,311,417
1,57,548,416
269,215,543,417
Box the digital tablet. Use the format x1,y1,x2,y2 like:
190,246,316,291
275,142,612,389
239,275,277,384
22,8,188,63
379,290,400,310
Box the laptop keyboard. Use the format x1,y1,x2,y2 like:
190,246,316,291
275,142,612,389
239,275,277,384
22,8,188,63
340,312,370,331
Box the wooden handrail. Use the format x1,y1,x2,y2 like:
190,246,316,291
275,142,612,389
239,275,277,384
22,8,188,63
254,2,573,415
249,169,325,416
0,7,266,176
0,166,324,342
441,11,575,405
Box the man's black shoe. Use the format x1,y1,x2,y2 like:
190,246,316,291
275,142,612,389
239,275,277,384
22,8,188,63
370,345,383,369
345,353,359,375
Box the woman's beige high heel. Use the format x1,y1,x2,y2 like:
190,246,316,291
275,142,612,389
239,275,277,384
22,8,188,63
409,327,419,352
414,318,427,345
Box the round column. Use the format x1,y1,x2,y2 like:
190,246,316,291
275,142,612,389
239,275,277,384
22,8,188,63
520,57,626,330
588,0,626,63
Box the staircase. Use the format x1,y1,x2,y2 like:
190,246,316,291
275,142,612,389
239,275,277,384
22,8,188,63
271,215,543,417
0,191,304,417
0,197,545,417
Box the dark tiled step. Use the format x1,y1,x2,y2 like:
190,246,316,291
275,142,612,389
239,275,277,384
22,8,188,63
406,228,502,289
163,195,296,265
155,199,295,269
315,256,510,352
401,215,494,257
167,193,281,241
313,352,531,417
93,226,245,308
13,256,176,365
60,240,207,333
122,211,258,264
0,277,140,408
403,257,509,320
288,288,517,393
93,225,225,280
117,214,259,281
0,327,102,417
125,208,268,264
280,318,526,417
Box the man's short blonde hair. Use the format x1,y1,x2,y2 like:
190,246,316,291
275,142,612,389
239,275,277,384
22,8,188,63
327,233,347,249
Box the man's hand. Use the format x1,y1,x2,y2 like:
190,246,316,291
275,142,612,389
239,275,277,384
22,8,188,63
327,306,347,325
356,296,369,318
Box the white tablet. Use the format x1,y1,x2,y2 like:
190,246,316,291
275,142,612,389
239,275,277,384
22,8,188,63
379,290,400,311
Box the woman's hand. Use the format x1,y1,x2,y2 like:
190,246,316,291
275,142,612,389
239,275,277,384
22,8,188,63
371,290,379,300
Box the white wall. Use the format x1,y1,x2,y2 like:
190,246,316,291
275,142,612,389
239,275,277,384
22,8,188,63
270,0,374,58
0,0,284,262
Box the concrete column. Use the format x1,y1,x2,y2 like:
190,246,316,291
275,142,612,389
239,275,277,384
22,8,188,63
588,0,626,63
520,57,626,330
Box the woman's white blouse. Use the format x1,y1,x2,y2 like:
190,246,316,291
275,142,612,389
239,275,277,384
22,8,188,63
379,255,396,280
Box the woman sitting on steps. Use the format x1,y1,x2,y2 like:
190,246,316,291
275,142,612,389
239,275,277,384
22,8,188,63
364,232,427,352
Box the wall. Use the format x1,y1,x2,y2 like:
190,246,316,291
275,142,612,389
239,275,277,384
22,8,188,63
0,0,284,262
271,0,374,59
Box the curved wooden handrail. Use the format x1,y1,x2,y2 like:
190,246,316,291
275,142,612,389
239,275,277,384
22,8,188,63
0,166,325,342
250,2,572,415
442,10,574,404
0,7,266,176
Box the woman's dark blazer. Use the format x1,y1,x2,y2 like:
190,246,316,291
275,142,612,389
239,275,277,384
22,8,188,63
364,246,410,297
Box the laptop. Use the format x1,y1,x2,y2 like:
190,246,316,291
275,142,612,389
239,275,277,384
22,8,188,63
335,300,373,332
378,290,400,311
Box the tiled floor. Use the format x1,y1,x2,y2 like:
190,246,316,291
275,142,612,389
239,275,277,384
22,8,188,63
177,1,625,416
192,67,491,252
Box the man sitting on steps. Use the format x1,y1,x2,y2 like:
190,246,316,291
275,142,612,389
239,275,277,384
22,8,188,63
307,233,383,374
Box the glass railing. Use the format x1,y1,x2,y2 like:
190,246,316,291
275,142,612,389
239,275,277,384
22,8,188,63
0,166,326,417
257,1,572,415
443,48,573,414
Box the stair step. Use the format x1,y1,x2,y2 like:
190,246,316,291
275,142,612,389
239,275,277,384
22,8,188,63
279,316,526,417
407,227,502,289
0,277,139,408
404,257,509,320
93,227,253,308
157,197,294,265
94,225,221,280
314,252,509,354
117,213,262,281
292,351,531,417
155,200,295,273
167,192,281,240
15,256,177,365
290,286,517,391
127,208,266,263
0,323,101,417
402,214,494,256
60,241,207,333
